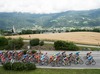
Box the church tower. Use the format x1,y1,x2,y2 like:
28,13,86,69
12,25,16,33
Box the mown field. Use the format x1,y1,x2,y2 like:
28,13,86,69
0,67,100,74
6,32,100,45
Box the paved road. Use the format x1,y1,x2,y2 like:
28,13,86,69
36,51,100,69
24,40,100,48
23,40,100,69
0,50,100,69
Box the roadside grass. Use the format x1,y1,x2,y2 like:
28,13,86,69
23,42,100,51
44,43,100,51
79,46,100,51
0,67,100,74
14,39,100,51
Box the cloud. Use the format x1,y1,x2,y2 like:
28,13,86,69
0,0,100,13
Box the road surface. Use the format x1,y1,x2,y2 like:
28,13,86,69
0,50,100,69
36,51,100,69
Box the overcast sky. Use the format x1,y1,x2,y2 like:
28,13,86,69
0,0,100,14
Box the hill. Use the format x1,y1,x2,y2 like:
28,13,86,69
0,9,100,30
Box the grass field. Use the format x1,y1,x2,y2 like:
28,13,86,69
0,67,100,74
6,32,100,45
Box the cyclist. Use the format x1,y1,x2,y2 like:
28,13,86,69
88,55,93,63
56,52,60,56
68,53,74,62
62,51,66,57
49,55,54,63
87,52,92,57
75,52,80,56
75,52,80,63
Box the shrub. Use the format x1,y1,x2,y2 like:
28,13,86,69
0,37,8,50
25,63,36,70
39,41,44,46
30,38,40,46
54,41,67,50
0,37,8,47
54,40,79,51
3,62,36,71
7,38,24,50
67,42,79,51
31,50,37,54
23,50,27,54
3,62,12,70
12,62,25,71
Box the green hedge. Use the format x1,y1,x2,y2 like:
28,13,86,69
54,40,79,51
7,38,24,50
31,50,37,54
3,62,12,70
3,62,36,71
30,38,40,46
25,63,36,70
39,41,44,46
0,37,8,50
0,37,24,50
12,62,25,71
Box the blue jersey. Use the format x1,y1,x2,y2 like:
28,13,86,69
88,56,93,60
75,52,80,56
23,54,28,58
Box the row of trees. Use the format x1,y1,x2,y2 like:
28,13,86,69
1,28,100,36
66,28,100,32
20,28,100,35
0,29,15,36
19,29,64,35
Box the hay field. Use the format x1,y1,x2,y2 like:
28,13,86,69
6,32,100,45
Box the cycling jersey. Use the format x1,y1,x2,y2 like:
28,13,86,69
75,52,80,56
88,56,93,61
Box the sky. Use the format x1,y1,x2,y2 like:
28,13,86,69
0,0,100,14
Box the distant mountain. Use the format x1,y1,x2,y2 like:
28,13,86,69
0,9,100,30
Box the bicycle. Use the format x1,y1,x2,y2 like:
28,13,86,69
74,57,84,65
85,59,96,65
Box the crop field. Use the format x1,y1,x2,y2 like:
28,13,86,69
6,32,100,45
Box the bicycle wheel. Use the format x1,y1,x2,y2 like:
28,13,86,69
85,61,90,65
56,61,61,67
79,59,84,65
51,61,56,67
39,60,43,66
44,60,49,66
74,60,78,65
66,61,71,66
91,59,96,65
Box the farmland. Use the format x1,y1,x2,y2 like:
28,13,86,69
6,32,100,45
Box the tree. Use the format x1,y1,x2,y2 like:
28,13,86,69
0,37,8,50
54,40,79,51
7,38,24,50
21,30,33,34
0,37,8,46
92,28,100,32
39,41,44,46
30,38,40,46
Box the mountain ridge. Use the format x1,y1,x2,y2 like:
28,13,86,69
0,9,100,30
